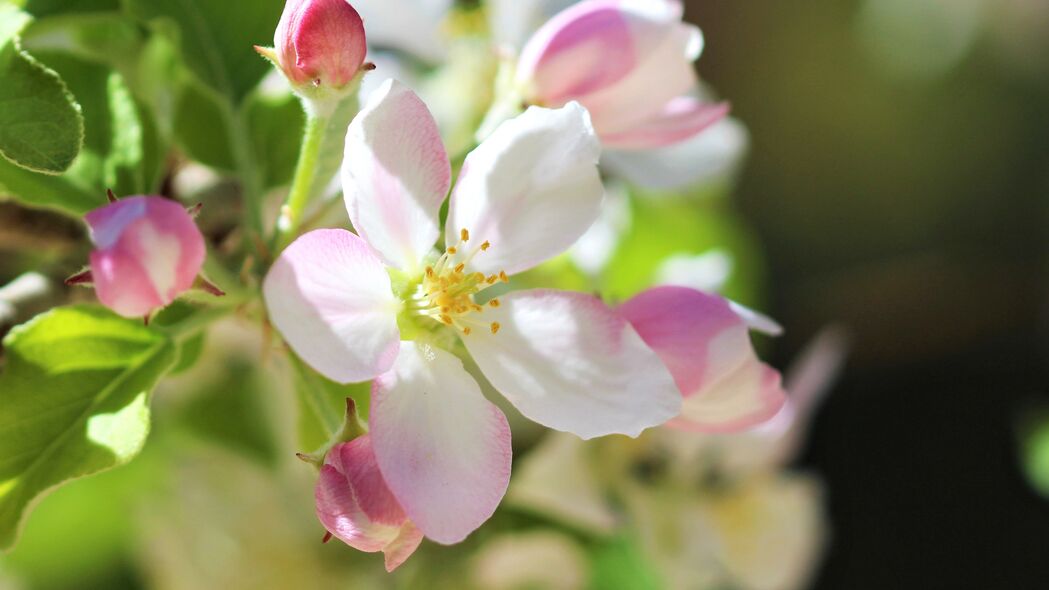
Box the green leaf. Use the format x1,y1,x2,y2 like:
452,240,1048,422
175,361,279,468
0,5,83,174
1019,408,1049,499
0,52,161,215
288,353,370,452
172,79,235,171
246,89,304,188
603,195,768,307
123,0,285,105
0,305,177,551
588,536,664,590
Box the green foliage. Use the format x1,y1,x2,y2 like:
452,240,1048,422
247,90,305,188
1019,409,1049,499
289,353,371,452
604,194,768,306
0,6,83,175
588,536,664,590
173,79,236,171
0,305,176,551
123,0,285,105
175,361,280,467
0,50,163,214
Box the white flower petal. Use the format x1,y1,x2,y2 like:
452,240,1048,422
263,229,400,383
463,289,681,439
447,103,603,276
370,342,512,544
343,79,451,272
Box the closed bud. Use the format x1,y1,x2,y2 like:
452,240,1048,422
315,436,423,572
269,0,368,91
84,196,206,318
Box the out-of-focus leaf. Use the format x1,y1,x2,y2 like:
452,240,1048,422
289,353,370,452
173,80,235,171
1019,410,1049,499
0,51,163,214
588,536,664,590
604,195,767,307
23,0,120,17
150,302,205,375
175,361,279,467
0,443,163,589
0,6,83,175
0,305,176,551
123,0,284,105
246,89,304,188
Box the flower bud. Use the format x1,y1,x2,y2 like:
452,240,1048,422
83,196,206,318
270,0,367,90
315,435,423,572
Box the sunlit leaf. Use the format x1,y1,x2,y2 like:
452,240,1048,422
0,305,176,551
0,5,83,175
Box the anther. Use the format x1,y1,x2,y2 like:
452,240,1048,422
460,228,470,242
489,299,500,307
447,246,457,255
454,263,465,273
481,241,491,251
490,322,501,334
499,271,509,283
462,327,472,335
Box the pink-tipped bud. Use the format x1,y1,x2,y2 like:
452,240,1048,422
315,436,423,572
272,0,367,89
84,196,206,318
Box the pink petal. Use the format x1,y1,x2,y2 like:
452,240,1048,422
370,342,511,545
315,436,423,571
462,289,681,439
518,0,702,137
275,0,367,87
517,0,638,105
619,286,787,432
447,102,603,276
343,80,451,271
599,98,729,150
263,229,400,383
85,196,205,318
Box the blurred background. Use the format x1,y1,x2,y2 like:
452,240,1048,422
685,0,1049,587
1,0,1048,588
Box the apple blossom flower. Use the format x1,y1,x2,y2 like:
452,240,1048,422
261,0,368,91
618,286,787,432
264,79,680,548
514,0,728,150
76,195,206,319
315,435,423,571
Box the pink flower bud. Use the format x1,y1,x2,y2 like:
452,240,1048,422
273,0,367,88
84,196,206,318
315,436,423,572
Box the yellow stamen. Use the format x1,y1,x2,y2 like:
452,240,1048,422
447,246,457,254
462,326,472,335
488,299,500,307
490,322,501,334
460,228,470,242
480,241,490,251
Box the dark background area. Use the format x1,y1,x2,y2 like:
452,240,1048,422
686,0,1049,587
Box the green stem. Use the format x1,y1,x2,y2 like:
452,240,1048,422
273,111,331,253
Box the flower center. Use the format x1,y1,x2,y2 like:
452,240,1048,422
406,228,507,336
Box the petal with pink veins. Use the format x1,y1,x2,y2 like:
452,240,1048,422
263,229,400,383
315,436,423,572
370,342,512,544
463,289,681,439
447,102,603,276
343,80,451,272
619,286,787,432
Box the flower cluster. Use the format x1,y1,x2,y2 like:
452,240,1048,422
60,0,797,575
